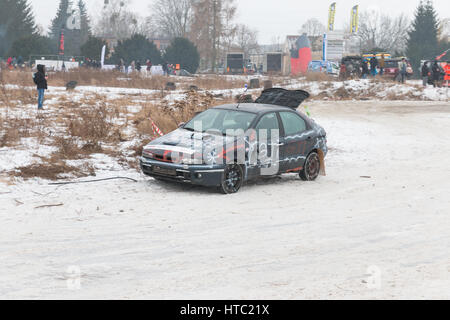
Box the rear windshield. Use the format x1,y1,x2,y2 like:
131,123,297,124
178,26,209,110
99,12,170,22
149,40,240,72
385,61,399,68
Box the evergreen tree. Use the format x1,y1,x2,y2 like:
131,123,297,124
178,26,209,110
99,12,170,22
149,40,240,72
163,38,200,73
406,0,440,74
0,0,37,57
111,34,162,65
8,35,53,58
80,36,108,60
49,0,91,56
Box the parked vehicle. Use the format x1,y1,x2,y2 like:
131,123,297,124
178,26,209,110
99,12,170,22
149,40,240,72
383,58,414,80
140,89,328,194
308,60,340,75
225,52,245,74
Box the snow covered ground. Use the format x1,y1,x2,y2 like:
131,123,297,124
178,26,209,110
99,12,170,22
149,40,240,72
1,99,449,299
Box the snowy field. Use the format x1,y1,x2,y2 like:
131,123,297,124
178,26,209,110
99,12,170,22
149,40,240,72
1,97,450,299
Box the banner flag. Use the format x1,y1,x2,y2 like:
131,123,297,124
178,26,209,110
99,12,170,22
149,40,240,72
350,5,359,34
59,29,65,56
328,3,336,31
101,45,106,67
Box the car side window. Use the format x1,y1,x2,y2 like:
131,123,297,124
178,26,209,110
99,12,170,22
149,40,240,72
255,112,279,138
280,112,307,136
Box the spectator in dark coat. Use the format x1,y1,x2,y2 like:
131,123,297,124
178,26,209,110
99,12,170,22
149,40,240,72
162,62,168,76
431,61,441,88
136,60,142,72
33,65,48,110
370,56,378,76
421,62,430,87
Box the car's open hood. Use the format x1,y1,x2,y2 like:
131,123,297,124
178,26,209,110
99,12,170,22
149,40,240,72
255,88,310,110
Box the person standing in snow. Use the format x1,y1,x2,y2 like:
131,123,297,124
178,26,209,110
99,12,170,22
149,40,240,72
162,62,168,76
33,65,48,110
339,63,347,80
379,54,385,76
398,58,407,83
136,60,142,73
7,57,13,69
421,62,430,87
370,56,378,77
431,61,441,88
361,59,369,79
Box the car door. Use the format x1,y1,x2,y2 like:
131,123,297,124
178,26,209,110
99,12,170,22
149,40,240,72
248,112,281,177
279,111,311,172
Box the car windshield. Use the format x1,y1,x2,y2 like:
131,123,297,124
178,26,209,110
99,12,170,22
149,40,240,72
183,109,256,135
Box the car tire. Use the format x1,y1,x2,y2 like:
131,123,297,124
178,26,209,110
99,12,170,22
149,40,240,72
219,164,244,194
300,152,321,181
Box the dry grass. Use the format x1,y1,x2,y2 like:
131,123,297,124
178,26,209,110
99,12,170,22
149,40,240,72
14,160,95,180
67,102,117,144
304,72,334,82
189,76,247,90
2,69,251,91
133,90,234,136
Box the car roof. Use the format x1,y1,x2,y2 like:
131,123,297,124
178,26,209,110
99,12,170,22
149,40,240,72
212,103,297,114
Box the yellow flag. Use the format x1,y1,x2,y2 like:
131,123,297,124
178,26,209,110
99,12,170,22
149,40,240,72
350,5,359,34
328,3,337,31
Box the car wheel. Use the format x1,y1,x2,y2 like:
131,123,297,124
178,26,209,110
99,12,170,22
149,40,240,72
300,152,321,181
219,164,243,194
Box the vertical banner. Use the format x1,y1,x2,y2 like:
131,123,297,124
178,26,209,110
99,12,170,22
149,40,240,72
323,33,328,61
59,29,65,56
101,45,106,68
328,2,336,31
350,5,359,34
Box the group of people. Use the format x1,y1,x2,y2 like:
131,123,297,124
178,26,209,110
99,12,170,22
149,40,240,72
83,58,101,69
4,56,25,69
421,61,444,88
116,59,176,76
117,59,151,74
341,55,410,83
340,55,389,80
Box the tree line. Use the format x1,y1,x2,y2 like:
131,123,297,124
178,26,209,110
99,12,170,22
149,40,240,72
1,0,448,74
0,0,258,73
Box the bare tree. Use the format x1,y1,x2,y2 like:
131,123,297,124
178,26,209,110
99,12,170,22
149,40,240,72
150,0,194,38
358,10,410,53
189,0,237,71
299,18,326,37
232,24,259,56
94,0,142,40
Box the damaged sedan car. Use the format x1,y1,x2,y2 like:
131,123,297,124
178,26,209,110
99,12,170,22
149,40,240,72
140,88,328,194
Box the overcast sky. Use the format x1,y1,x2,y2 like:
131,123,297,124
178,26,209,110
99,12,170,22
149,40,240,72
29,0,450,44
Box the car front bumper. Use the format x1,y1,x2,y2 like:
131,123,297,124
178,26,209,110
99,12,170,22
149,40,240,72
140,157,225,187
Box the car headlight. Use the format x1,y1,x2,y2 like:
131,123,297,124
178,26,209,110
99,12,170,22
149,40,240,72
142,149,154,158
